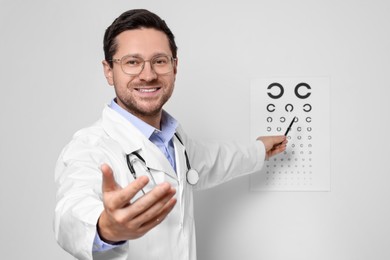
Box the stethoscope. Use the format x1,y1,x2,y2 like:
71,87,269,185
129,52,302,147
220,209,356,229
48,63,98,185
126,133,199,190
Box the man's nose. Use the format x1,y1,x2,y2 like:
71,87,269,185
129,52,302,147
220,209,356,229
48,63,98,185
138,61,157,81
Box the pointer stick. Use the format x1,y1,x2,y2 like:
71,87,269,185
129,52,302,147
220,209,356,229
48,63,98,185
284,116,296,136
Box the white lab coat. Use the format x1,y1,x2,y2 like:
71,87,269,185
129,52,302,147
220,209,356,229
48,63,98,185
54,105,266,260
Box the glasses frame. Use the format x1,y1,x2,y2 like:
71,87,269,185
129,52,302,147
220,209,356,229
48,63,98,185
111,54,177,76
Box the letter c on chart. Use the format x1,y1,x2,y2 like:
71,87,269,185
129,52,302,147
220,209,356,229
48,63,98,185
285,104,294,112
295,83,312,99
303,103,312,112
267,83,284,99
267,104,275,112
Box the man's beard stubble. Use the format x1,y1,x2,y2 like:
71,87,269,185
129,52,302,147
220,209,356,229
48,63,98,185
117,78,174,118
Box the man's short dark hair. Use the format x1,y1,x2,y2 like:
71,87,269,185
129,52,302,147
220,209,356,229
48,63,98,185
103,9,178,67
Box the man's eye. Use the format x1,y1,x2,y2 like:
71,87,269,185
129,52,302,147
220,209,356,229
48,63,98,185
153,57,169,65
124,58,141,66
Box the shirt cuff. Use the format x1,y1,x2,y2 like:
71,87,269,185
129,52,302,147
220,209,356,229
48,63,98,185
92,231,126,252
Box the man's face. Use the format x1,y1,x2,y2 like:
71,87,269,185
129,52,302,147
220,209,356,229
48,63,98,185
103,28,177,119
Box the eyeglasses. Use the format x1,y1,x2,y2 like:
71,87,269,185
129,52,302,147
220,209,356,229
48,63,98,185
111,54,176,76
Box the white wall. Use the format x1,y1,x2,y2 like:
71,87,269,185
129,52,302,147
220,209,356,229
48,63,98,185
1,0,390,259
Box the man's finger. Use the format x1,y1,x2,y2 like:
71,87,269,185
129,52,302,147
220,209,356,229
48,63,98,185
258,135,287,152
270,144,286,155
125,182,175,220
130,186,176,225
274,135,287,145
137,197,177,233
101,163,118,193
108,176,150,208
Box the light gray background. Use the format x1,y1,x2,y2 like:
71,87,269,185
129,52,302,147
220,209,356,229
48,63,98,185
1,0,390,259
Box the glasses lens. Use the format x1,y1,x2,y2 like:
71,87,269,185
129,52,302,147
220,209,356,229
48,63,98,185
151,55,173,74
121,56,144,75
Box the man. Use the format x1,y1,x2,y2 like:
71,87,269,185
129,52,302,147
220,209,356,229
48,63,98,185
54,9,287,260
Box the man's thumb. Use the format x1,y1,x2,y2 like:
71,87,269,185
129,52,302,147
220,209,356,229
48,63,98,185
101,163,117,192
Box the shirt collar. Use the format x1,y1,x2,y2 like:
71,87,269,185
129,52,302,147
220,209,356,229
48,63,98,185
109,99,178,142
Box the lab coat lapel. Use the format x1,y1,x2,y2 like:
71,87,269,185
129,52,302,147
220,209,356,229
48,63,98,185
101,106,143,154
141,140,177,180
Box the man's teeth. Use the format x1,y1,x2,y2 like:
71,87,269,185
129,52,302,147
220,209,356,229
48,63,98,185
138,88,158,93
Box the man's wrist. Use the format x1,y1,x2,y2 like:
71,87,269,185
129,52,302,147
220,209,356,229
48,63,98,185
97,214,124,245
93,229,126,252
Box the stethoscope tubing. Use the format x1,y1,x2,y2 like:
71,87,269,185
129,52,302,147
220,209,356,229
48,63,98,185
125,133,199,186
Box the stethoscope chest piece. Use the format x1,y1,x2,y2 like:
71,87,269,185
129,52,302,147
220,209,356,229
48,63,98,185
186,168,199,185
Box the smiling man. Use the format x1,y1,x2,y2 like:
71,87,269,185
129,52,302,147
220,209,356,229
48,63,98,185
54,9,287,260
103,28,176,128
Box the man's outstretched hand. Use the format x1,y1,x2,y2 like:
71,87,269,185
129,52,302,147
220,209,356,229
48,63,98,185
97,164,177,244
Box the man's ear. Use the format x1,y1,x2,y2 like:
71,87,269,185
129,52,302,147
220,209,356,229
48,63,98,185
173,57,178,75
102,60,114,86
